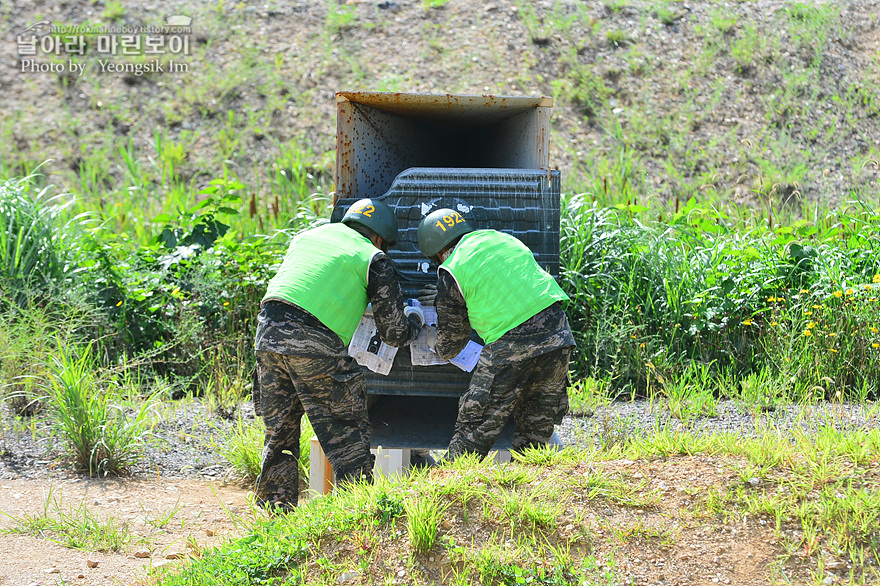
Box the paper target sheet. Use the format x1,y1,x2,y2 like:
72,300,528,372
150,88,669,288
348,314,398,376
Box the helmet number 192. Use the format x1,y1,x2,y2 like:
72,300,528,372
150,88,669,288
435,211,464,232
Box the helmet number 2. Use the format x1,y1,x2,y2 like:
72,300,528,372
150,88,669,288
435,211,464,232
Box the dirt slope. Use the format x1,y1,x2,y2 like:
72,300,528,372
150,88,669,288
1,0,878,207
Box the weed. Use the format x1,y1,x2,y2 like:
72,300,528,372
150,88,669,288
143,500,182,530
216,416,265,480
40,341,157,476
605,29,631,47
405,492,446,553
736,367,788,413
552,57,611,118
375,492,405,524
0,173,80,304
3,486,131,552
326,3,356,35
512,445,581,467
568,376,612,415
100,1,126,21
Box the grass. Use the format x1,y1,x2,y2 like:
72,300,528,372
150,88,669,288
404,491,447,552
217,413,313,481
39,341,157,476
0,173,81,305
2,486,131,552
559,189,880,398
156,426,880,585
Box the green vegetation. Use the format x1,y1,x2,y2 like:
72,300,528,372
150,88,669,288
157,432,880,585
2,486,131,552
560,193,880,400
1,0,880,581
40,341,158,476
217,415,313,481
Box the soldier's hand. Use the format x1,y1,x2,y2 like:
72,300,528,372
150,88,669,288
424,324,438,349
416,284,438,306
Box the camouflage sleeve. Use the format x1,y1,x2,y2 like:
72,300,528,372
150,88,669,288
434,270,472,360
367,254,422,348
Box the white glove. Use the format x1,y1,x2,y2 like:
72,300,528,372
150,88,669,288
404,305,425,327
424,324,438,349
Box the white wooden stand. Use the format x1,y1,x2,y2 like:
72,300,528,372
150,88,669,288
306,437,511,498
494,450,512,464
306,438,411,498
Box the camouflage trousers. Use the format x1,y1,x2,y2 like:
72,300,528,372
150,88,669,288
254,350,374,509
446,346,572,460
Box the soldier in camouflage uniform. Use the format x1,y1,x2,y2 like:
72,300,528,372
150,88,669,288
417,208,574,460
254,199,424,510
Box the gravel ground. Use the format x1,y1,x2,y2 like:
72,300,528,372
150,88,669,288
557,398,880,449
0,399,254,481
3,397,878,482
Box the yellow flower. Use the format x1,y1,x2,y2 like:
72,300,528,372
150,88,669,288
830,348,838,353
873,343,880,349
803,329,812,337
223,301,230,307
639,343,646,348
874,274,880,283
116,300,123,307
846,288,854,296
807,321,816,329
812,304,821,309
766,296,776,302
801,289,810,294
866,284,873,291
770,321,778,326
872,327,879,334
834,291,843,298
828,332,837,337
172,287,180,295
743,319,753,326
804,311,813,316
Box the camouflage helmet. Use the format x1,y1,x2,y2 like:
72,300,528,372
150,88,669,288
341,198,398,244
417,208,474,259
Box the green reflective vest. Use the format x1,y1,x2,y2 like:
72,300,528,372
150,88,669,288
262,223,379,345
440,230,569,344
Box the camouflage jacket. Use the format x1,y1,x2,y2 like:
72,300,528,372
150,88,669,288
254,254,421,358
434,271,575,367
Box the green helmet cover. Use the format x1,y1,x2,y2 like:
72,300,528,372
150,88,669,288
417,208,474,258
341,198,399,244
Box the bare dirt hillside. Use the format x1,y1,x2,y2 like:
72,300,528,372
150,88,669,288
1,0,879,208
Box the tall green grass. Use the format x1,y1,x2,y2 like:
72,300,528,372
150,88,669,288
0,173,82,305
40,341,157,476
560,192,880,399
